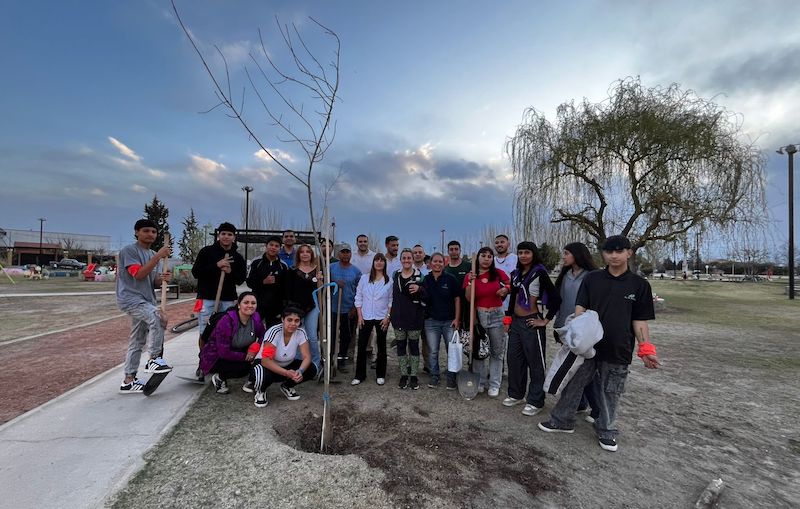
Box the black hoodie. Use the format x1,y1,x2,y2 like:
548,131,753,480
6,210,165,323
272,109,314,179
191,241,246,301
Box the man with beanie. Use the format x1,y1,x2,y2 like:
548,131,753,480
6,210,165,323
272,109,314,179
538,235,660,452
116,219,174,393
192,222,247,333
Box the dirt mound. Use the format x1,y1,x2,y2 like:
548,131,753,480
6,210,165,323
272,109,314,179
274,402,559,507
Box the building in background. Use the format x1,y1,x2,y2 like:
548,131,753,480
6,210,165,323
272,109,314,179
0,227,112,266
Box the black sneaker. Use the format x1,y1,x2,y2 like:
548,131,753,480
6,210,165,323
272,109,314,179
446,377,457,390
398,375,409,389
119,379,145,394
599,437,618,452
409,376,420,390
280,383,301,401
211,373,229,394
144,357,173,374
537,420,575,433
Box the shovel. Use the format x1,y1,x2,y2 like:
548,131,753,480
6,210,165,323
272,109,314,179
458,254,481,400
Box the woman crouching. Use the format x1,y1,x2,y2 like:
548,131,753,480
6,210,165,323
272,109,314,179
252,307,318,408
199,292,266,394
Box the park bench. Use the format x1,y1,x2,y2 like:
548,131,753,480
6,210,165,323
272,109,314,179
154,284,180,300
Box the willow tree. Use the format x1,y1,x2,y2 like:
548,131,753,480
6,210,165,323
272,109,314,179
507,78,767,253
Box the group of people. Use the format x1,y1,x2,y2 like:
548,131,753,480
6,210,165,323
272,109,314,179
116,219,660,452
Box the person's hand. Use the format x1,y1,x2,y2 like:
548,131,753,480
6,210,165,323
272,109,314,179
317,271,324,280
380,317,390,331
263,274,276,285
408,283,419,294
496,286,509,298
466,272,475,283
217,258,230,269
641,354,661,369
161,271,172,283
451,319,459,330
358,317,365,328
157,246,172,259
527,318,548,328
222,265,231,274
245,352,255,362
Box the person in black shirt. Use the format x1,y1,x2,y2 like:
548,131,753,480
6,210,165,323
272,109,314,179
538,235,660,453
421,253,461,389
246,236,288,329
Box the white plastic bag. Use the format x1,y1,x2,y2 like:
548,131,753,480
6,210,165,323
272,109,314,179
447,329,463,372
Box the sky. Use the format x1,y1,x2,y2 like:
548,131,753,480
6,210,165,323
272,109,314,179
1,0,797,258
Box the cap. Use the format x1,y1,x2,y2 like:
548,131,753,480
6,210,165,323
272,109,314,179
134,219,157,231
338,242,352,252
217,222,237,234
602,235,631,251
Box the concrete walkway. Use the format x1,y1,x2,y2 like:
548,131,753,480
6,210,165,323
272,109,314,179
0,330,206,509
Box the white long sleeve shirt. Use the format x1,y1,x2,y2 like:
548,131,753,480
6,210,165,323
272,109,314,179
354,274,393,320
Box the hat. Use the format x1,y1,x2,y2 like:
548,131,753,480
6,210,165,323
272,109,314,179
602,235,631,251
338,242,352,253
217,222,237,234
134,219,157,231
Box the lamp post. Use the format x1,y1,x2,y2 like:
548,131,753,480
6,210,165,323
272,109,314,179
242,186,253,262
440,229,445,253
37,218,46,266
777,144,797,300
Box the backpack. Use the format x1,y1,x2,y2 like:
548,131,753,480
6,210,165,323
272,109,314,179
199,306,236,345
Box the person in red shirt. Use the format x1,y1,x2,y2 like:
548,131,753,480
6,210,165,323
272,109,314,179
463,246,510,397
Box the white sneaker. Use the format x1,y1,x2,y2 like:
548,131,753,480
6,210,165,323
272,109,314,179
254,391,268,408
242,380,254,393
502,397,522,407
487,387,500,398
351,379,362,386
211,373,229,394
584,415,596,424
522,404,541,416
376,378,385,386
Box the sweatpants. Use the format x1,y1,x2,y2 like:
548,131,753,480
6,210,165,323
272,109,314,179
123,302,166,376
506,315,546,407
252,359,318,391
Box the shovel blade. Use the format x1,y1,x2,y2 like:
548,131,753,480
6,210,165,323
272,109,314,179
320,394,332,452
457,369,481,400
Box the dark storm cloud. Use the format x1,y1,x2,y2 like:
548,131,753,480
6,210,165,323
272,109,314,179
699,43,800,93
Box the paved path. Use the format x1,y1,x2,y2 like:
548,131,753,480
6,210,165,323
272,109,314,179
0,330,206,509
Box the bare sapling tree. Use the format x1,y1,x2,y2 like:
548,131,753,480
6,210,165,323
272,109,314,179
172,0,340,260
507,77,768,256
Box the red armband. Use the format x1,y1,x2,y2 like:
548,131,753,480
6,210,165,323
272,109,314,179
502,316,512,326
127,264,142,277
261,342,277,360
637,341,656,358
247,342,261,355
193,299,203,313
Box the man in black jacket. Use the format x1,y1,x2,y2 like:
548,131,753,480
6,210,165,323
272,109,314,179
247,236,288,328
191,222,247,332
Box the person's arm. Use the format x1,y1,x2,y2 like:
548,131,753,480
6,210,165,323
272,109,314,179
633,320,660,369
130,246,170,282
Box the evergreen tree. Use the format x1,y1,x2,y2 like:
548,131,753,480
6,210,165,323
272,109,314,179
538,242,560,270
143,194,171,252
178,208,204,262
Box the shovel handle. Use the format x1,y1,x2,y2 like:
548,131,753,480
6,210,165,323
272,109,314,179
213,253,229,313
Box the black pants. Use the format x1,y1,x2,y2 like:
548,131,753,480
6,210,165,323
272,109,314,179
210,358,252,381
331,312,356,364
507,315,547,407
252,359,317,391
355,320,388,380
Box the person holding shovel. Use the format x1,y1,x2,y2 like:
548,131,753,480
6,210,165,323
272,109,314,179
191,222,247,331
116,219,173,393
463,246,510,398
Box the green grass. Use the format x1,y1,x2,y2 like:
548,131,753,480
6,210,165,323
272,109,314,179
649,279,800,333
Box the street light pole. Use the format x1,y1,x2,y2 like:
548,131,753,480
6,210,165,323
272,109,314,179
777,144,797,300
440,228,445,253
242,186,253,262
37,218,46,266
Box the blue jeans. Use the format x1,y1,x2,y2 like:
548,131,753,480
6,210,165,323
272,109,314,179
199,299,235,333
424,318,454,380
549,358,629,440
299,306,321,369
475,307,507,390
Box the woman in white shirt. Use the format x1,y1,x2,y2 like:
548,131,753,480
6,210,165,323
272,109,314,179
351,253,393,386
251,307,316,408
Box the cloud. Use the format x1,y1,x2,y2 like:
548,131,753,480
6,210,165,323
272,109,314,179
108,136,142,162
131,184,148,193
188,154,228,187
254,148,296,164
698,44,800,94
